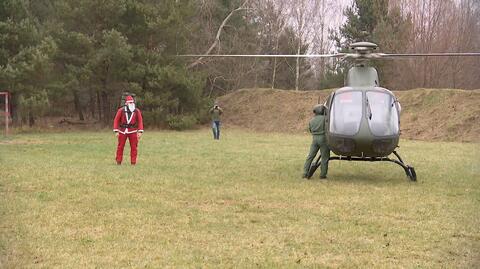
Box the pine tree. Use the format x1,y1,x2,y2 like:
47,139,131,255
328,0,411,89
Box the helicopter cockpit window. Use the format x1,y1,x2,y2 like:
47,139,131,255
366,91,399,136
330,91,363,135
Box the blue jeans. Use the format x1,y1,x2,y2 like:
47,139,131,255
212,121,220,139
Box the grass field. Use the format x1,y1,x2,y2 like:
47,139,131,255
1,130,479,268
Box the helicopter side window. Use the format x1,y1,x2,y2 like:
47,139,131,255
366,91,399,136
329,91,363,136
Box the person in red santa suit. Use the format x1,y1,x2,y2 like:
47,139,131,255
113,95,144,165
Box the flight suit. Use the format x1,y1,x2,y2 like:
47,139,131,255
303,114,330,178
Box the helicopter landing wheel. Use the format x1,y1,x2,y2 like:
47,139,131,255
406,166,416,181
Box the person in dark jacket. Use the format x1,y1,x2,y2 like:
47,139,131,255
303,104,330,179
209,104,223,140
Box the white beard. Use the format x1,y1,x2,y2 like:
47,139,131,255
127,103,135,112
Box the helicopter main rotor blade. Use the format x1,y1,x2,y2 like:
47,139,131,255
177,53,345,58
378,52,480,58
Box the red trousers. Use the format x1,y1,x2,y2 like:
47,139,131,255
116,133,138,164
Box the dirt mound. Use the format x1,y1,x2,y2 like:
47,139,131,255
218,88,480,142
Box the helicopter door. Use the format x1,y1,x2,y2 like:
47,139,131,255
365,91,399,136
329,91,363,136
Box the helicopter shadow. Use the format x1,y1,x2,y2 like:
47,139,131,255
324,162,411,186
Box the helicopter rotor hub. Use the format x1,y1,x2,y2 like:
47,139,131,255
345,42,380,61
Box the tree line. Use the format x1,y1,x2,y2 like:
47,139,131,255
0,0,478,128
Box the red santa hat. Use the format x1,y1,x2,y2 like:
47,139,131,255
125,95,134,104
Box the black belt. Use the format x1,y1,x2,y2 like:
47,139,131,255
120,124,137,128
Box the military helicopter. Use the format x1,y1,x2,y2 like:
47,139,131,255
179,42,480,181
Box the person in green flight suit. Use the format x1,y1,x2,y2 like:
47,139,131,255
209,104,223,140
303,104,330,179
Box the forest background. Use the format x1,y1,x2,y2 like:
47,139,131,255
0,0,479,129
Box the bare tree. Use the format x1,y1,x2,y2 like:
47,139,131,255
287,0,318,90
188,0,250,69
252,0,289,89
286,0,342,91
307,0,340,90
396,0,480,89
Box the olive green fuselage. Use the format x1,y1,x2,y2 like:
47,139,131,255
325,65,401,157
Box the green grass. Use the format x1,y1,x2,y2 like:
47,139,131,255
1,130,479,268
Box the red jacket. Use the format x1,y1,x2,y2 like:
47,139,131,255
113,106,144,134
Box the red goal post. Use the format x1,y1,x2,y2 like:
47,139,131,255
0,91,10,136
